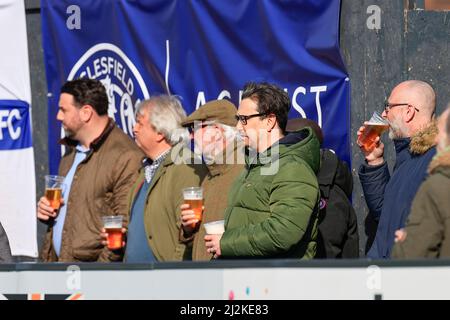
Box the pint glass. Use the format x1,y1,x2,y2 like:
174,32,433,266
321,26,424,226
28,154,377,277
203,220,225,235
44,175,65,210
358,123,389,152
182,187,203,228
103,216,123,250
357,112,389,152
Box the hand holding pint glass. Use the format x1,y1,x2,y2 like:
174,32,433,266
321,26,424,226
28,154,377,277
37,175,65,221
45,175,65,210
203,220,225,235
182,187,203,230
102,216,125,250
357,112,389,153
204,220,225,259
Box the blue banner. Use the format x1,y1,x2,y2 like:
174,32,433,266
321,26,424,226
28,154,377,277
0,100,32,151
42,0,350,173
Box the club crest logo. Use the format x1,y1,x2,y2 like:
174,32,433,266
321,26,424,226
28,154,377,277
67,43,150,137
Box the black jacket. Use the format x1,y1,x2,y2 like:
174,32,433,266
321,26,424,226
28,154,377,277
316,149,359,258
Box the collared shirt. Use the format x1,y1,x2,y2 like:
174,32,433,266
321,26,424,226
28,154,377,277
144,149,171,183
53,144,90,257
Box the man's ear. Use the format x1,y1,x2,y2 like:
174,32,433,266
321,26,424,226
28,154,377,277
266,114,277,132
155,132,165,143
80,105,94,122
404,105,416,123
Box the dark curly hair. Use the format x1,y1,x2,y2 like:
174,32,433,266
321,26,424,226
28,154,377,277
60,78,108,116
241,82,290,131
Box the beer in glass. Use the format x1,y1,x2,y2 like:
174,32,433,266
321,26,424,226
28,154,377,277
182,187,203,228
103,216,123,250
44,175,65,210
357,112,389,152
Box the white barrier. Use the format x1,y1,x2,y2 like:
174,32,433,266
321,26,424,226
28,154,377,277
0,260,449,300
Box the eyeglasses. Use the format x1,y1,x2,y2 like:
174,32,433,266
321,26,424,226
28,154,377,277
187,121,215,134
384,101,419,113
235,113,268,125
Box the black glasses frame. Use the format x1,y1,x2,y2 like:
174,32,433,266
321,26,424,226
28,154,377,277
235,113,268,125
384,101,419,113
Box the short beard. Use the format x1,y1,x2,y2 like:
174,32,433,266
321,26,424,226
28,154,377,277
63,128,75,139
388,115,407,140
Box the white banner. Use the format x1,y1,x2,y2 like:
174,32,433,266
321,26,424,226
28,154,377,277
1,263,450,299
0,0,37,257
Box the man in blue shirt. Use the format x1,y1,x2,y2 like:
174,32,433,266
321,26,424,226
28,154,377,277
358,80,437,259
37,79,143,262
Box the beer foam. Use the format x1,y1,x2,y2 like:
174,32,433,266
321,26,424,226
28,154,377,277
104,221,122,228
103,216,123,229
183,195,203,200
204,220,225,235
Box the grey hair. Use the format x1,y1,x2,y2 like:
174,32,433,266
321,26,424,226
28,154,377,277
216,123,238,142
135,95,189,146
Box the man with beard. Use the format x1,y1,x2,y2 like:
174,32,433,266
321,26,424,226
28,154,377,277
357,80,437,259
37,78,143,262
179,99,244,260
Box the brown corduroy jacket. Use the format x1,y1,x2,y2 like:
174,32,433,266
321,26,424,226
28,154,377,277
40,119,144,262
191,163,244,260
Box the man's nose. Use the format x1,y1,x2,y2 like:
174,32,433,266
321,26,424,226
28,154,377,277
56,110,63,121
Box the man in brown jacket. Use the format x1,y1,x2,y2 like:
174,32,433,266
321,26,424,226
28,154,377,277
37,78,144,262
179,100,244,260
393,105,450,258
103,95,208,262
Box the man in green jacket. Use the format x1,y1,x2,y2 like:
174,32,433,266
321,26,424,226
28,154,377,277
392,105,450,258
204,82,321,259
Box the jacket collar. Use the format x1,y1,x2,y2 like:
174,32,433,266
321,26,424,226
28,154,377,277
394,138,411,155
207,162,234,177
59,118,116,151
245,146,278,168
392,121,437,168
206,142,243,177
142,143,195,198
409,120,438,155
428,147,450,174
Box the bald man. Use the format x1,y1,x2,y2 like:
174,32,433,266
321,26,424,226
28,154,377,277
357,80,437,259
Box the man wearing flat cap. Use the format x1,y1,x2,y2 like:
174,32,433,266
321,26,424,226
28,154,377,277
179,99,245,260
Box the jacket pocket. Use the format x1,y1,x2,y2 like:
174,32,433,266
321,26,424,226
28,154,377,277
405,211,423,226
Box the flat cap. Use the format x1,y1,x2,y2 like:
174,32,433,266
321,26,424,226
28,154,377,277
181,99,238,127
